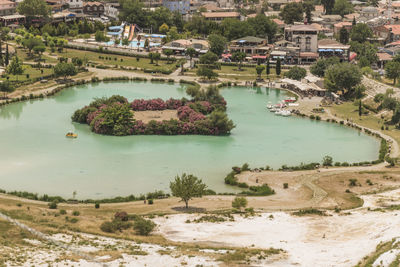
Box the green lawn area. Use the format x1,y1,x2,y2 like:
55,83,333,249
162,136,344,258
330,101,400,148
15,47,58,64
52,48,180,72
188,65,285,81
1,65,53,82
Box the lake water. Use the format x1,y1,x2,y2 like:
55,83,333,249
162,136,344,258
0,82,380,199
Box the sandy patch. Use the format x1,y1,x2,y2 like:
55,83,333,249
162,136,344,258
133,110,178,123
155,189,400,267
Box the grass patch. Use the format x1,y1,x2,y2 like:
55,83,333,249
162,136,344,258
292,208,327,216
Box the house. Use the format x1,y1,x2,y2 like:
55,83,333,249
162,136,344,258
285,24,318,53
46,0,64,13
162,0,190,15
318,39,350,61
360,6,379,19
384,25,400,43
0,14,25,26
377,52,392,69
201,11,240,22
273,18,285,29
104,2,120,20
272,39,300,64
228,36,269,56
333,21,352,35
373,25,391,43
392,1,400,13
0,0,15,16
83,1,104,17
68,0,83,13
162,39,209,54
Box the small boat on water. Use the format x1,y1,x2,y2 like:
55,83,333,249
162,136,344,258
288,103,299,107
267,104,274,109
284,97,296,103
66,132,78,138
275,110,291,116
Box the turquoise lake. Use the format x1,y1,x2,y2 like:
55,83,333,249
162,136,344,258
0,82,380,199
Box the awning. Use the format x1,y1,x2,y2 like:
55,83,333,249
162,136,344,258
326,49,334,52
318,49,327,52
238,40,247,43
252,55,267,59
335,49,343,52
222,53,232,58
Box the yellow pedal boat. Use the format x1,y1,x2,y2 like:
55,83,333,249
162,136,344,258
66,132,78,138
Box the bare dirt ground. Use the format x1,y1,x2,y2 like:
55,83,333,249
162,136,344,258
133,110,178,123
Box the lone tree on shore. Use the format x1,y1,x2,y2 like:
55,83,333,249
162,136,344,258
170,173,207,209
232,196,247,211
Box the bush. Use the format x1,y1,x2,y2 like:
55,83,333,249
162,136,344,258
72,211,80,216
59,209,67,215
322,155,333,166
133,218,156,236
95,203,100,209
349,179,358,187
69,218,79,223
100,221,115,233
48,202,57,209
283,183,288,189
232,197,248,210
148,199,154,205
114,211,128,221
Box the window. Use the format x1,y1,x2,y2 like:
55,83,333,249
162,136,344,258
296,36,301,44
306,37,311,44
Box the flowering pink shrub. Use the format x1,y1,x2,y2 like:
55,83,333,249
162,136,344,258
177,106,206,123
131,98,167,111
166,98,183,109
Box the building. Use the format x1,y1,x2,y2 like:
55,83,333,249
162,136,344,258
46,0,64,13
162,39,209,54
384,25,400,43
162,0,190,14
228,36,269,56
83,1,104,17
318,39,350,61
68,0,83,13
360,6,379,19
104,2,120,20
285,24,318,53
0,14,25,26
0,0,15,16
201,11,240,22
333,21,352,35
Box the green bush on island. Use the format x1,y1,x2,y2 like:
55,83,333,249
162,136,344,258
72,86,235,136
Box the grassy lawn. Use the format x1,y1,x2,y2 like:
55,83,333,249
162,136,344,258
1,65,53,82
188,65,286,81
15,47,58,64
330,101,400,147
52,48,179,72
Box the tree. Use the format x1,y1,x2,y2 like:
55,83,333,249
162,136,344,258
0,81,15,98
4,44,9,66
220,19,255,40
385,61,400,85
324,62,362,98
95,31,109,42
247,14,278,43
302,1,315,23
350,23,373,43
33,45,46,60
118,0,147,25
122,38,129,46
322,0,335,14
144,38,150,52
163,49,173,63
197,66,218,80
332,0,354,17
23,37,44,55
266,60,270,76
7,56,24,81
209,110,235,133
17,0,50,18
153,52,161,65
358,100,362,117
232,197,247,211
310,57,340,77
280,2,304,24
322,155,333,166
276,58,281,76
232,51,246,71
256,65,265,79
207,34,226,56
285,66,306,80
199,51,218,67
159,23,169,34
339,27,349,44
350,41,378,65
170,173,207,209
54,62,77,80
185,47,196,68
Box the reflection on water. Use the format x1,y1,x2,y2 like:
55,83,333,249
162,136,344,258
0,101,26,119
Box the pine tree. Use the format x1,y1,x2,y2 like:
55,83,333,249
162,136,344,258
5,44,9,66
266,60,270,76
276,58,281,76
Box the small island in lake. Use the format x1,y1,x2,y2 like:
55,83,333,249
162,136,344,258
71,86,235,136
